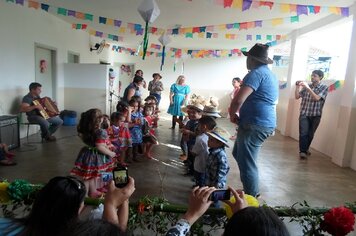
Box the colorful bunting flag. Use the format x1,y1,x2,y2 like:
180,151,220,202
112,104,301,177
57,8,67,16
15,0,24,5
28,0,39,9
68,10,76,17
40,3,49,12
291,16,299,23
85,13,93,21
242,0,252,11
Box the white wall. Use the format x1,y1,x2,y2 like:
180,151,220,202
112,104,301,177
109,52,248,115
0,2,108,137
63,64,110,117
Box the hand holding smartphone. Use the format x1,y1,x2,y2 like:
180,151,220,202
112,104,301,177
113,166,129,188
208,189,231,202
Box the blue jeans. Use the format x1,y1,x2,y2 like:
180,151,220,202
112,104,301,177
194,171,205,187
232,123,274,197
27,115,63,138
299,115,321,153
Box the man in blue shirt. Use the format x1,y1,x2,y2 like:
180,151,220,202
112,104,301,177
229,43,278,197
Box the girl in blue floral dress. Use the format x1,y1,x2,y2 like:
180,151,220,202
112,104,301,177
128,99,144,161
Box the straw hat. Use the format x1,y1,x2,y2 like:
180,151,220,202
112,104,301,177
207,126,231,147
186,103,204,112
203,106,221,118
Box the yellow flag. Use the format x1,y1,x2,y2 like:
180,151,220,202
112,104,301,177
106,18,114,26
219,24,226,31
186,27,193,33
280,4,290,13
271,18,283,26
119,27,126,33
232,0,242,9
329,7,341,15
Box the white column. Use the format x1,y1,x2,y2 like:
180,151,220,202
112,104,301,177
331,8,356,169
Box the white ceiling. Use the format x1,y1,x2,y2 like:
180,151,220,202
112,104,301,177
43,0,356,50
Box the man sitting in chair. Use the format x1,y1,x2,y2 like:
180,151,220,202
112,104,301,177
20,82,63,142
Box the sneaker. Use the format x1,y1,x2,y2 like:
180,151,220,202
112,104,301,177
300,152,307,159
45,136,56,142
306,150,311,156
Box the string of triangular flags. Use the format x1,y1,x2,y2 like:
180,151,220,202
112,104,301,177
73,23,287,43
111,44,266,59
184,0,349,17
71,23,284,58
279,80,344,93
72,24,124,42
5,0,349,39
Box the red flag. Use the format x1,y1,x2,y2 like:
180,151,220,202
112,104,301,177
82,24,87,30
224,0,233,8
150,27,157,34
259,1,274,9
240,22,248,30
314,6,321,13
192,27,200,33
328,84,335,92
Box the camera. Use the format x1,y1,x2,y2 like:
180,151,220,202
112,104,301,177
208,189,231,201
113,166,129,188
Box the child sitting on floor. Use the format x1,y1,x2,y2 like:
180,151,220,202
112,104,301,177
0,143,16,166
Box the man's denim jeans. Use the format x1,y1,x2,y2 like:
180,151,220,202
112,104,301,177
232,123,274,197
299,115,321,153
27,115,63,138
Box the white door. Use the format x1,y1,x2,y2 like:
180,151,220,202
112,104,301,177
35,46,54,98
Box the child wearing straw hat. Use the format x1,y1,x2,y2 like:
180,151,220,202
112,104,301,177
180,103,204,176
191,116,217,187
205,126,230,206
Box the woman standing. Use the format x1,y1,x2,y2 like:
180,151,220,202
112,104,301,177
167,75,190,129
148,73,164,106
229,77,242,140
122,76,144,103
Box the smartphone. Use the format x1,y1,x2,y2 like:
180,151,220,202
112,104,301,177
113,166,128,188
209,189,231,201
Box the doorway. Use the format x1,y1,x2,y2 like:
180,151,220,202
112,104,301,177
68,51,80,63
35,45,57,99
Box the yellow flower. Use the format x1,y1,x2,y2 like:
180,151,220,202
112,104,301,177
223,194,259,219
0,182,10,203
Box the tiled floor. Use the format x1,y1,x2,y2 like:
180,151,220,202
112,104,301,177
2,114,356,235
